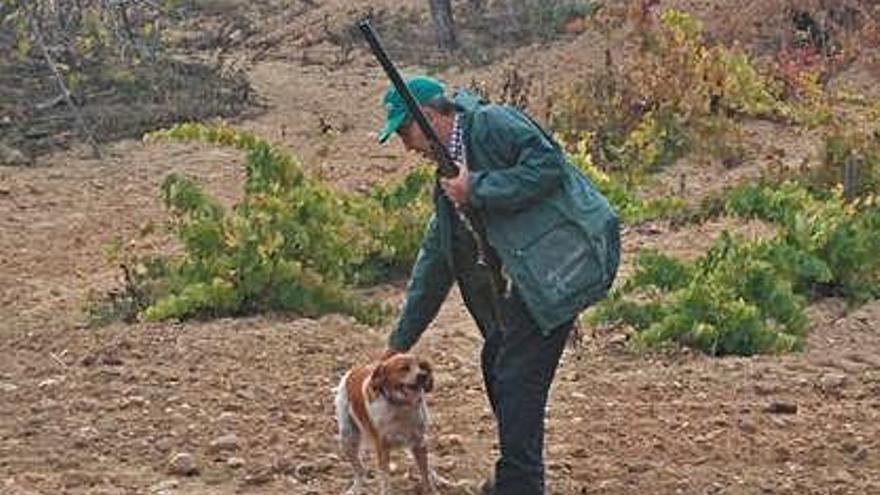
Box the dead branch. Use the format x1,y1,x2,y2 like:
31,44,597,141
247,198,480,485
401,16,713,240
26,7,104,160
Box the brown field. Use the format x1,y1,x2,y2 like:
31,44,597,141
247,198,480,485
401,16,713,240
2,1,879,494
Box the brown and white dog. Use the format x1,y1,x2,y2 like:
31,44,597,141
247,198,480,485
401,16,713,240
334,353,437,495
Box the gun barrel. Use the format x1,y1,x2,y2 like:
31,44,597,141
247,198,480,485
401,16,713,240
357,19,458,178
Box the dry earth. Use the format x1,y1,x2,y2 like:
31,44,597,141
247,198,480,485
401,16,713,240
2,1,880,494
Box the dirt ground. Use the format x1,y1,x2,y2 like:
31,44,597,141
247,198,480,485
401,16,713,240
2,1,880,494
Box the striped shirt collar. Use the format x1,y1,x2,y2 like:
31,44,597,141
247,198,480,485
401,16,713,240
446,112,465,162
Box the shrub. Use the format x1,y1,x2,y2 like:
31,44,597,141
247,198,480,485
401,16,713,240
92,124,434,325
809,125,880,199
592,235,806,356
592,181,880,355
551,9,784,186
727,181,880,302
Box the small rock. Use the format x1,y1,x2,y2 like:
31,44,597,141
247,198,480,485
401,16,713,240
438,434,465,455
167,452,198,476
284,475,308,491
60,470,95,488
625,461,652,473
434,371,456,387
122,395,148,408
738,420,758,434
38,377,62,389
832,469,855,484
295,437,312,451
570,447,589,458
149,479,179,494
608,332,628,347
774,446,791,461
0,143,29,166
227,457,245,469
216,412,237,424
294,458,334,481
242,466,273,486
765,401,798,415
72,426,99,449
234,388,255,401
769,416,789,428
209,434,240,453
853,446,869,462
695,429,723,443
841,442,859,454
0,382,19,393
271,456,297,476
818,373,847,393
753,381,779,396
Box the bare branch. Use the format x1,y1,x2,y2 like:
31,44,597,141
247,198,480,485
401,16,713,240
26,7,104,160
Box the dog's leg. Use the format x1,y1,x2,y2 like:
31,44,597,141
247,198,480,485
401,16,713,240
377,442,393,495
336,401,365,494
340,429,366,495
336,377,367,495
411,443,438,494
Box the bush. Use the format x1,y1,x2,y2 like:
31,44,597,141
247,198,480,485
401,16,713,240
591,239,807,356
727,181,880,302
592,180,880,355
809,125,880,199
551,9,784,186
92,124,433,325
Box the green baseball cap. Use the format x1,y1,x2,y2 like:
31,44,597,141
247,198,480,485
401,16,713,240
378,76,445,144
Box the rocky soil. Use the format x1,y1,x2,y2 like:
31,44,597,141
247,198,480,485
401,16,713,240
2,1,880,494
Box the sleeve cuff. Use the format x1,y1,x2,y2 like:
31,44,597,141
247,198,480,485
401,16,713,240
387,330,412,352
467,171,485,209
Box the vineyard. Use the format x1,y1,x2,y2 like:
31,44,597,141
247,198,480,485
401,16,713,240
2,0,880,494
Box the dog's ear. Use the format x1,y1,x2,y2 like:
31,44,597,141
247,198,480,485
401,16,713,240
367,363,386,401
419,359,434,393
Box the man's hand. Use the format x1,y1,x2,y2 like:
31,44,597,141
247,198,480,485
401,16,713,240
440,160,469,206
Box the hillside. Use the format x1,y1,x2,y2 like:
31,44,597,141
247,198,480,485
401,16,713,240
2,1,880,494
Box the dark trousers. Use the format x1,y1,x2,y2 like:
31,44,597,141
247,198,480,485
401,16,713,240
480,289,572,495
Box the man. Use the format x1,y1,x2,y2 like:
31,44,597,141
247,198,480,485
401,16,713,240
378,75,620,495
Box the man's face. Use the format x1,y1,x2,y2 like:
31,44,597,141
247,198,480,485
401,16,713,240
396,108,439,159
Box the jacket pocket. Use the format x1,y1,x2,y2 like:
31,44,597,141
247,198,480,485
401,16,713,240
519,219,606,303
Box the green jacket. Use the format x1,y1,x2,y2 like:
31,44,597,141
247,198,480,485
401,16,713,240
388,90,620,351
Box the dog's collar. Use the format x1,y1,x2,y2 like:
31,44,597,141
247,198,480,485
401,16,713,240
380,385,417,406
380,385,405,405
